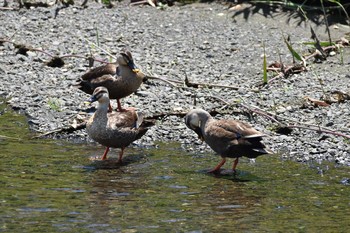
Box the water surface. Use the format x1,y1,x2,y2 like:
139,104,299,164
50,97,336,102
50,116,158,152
1,102,350,232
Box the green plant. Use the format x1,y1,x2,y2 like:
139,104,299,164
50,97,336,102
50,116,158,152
283,34,303,62
327,0,350,22
93,23,100,47
263,42,268,84
339,46,344,64
157,2,168,10
47,98,62,112
102,0,110,4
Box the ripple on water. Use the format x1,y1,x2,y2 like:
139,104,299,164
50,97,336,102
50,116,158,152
2,102,350,232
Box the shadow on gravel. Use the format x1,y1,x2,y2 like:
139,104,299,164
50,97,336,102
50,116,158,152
228,1,349,26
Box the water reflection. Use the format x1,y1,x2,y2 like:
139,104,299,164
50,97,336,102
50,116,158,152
1,102,350,232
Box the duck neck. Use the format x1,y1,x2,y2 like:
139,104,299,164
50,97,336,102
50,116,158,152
199,113,211,134
95,100,110,116
120,66,141,82
199,120,207,135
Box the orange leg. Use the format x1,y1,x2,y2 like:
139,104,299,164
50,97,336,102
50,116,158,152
117,147,125,163
101,147,110,160
117,99,126,112
108,104,113,113
209,158,226,173
232,158,239,172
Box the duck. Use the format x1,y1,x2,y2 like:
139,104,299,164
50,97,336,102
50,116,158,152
86,86,152,163
184,109,273,173
75,48,145,112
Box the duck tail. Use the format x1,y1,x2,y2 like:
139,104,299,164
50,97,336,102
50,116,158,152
253,147,274,154
135,128,149,141
73,78,94,95
135,118,155,141
135,111,144,129
242,133,267,139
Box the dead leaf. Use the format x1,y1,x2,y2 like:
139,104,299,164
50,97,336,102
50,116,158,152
268,61,282,68
228,4,242,11
336,37,349,46
331,90,350,103
305,96,330,107
71,119,78,129
147,0,156,7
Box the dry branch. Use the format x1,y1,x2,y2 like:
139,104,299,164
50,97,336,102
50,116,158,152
144,75,180,87
205,95,350,139
184,73,239,90
33,122,87,139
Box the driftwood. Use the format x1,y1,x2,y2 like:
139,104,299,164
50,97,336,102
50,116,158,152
208,96,350,140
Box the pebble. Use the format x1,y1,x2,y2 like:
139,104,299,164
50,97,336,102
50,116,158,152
0,2,349,166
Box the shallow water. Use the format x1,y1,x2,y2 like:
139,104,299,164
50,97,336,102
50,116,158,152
1,102,350,232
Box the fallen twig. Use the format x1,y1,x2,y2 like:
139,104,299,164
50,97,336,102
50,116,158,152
266,63,306,84
0,6,17,10
144,75,179,87
33,122,86,139
130,0,156,7
184,73,239,90
285,125,350,140
204,95,350,139
246,104,350,138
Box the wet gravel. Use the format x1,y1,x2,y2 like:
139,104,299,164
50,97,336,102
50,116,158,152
1,1,350,165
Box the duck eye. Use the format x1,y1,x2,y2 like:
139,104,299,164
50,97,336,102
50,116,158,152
122,54,130,63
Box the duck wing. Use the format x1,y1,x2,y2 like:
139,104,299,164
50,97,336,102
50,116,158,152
107,110,154,142
88,74,117,88
208,119,272,157
107,110,138,129
74,64,119,95
81,63,117,81
207,120,264,141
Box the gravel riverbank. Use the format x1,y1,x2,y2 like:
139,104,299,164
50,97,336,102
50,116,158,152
1,1,350,165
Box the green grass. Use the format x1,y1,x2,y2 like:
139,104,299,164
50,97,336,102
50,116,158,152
47,98,62,112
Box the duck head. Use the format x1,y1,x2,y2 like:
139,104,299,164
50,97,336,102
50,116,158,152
184,109,212,141
117,49,140,73
87,86,110,105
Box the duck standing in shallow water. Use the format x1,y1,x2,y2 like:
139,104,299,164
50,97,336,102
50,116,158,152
184,109,273,173
75,49,145,112
86,86,152,163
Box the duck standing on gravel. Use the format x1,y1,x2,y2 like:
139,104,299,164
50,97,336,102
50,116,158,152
184,109,273,173
75,48,145,112
86,86,153,163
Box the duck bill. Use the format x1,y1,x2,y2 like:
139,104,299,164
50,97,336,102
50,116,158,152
85,95,97,105
194,128,204,141
128,60,140,73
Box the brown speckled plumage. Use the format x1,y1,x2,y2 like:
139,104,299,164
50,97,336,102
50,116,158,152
184,109,273,173
86,87,151,162
75,49,145,111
